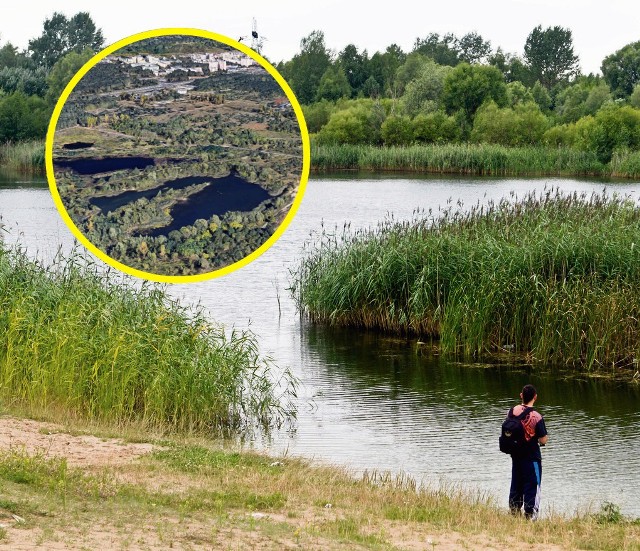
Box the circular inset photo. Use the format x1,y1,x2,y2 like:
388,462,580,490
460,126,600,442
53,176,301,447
47,29,308,282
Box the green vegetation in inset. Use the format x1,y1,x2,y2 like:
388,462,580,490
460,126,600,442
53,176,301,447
291,189,640,373
0,242,296,431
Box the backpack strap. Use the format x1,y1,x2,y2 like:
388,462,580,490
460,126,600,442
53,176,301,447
513,406,533,420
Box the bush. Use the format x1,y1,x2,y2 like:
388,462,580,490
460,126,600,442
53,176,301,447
381,115,413,145
471,101,549,146
412,111,460,143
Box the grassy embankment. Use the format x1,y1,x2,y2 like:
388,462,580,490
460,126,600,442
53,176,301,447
312,142,640,178
0,141,45,175
0,416,637,550
0,241,294,431
291,189,640,375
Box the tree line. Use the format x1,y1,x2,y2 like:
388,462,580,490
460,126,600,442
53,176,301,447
277,27,640,163
0,12,103,143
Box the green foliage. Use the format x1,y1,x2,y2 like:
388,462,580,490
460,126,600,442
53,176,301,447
412,33,460,66
401,59,451,117
337,44,369,96
524,25,579,88
0,244,295,431
315,65,351,102
442,63,507,119
412,111,460,143
0,66,48,97
368,44,405,96
0,42,32,70
28,11,104,69
0,91,49,142
280,30,331,104
45,48,94,105
472,101,549,146
291,189,640,370
579,104,640,163
381,114,413,145
302,100,333,133
394,53,431,96
531,81,552,112
630,83,640,108
311,142,603,175
456,32,492,64
555,80,612,123
601,40,640,98
316,100,386,144
505,81,534,106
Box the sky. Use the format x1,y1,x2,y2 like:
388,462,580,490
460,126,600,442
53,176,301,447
2,1,640,74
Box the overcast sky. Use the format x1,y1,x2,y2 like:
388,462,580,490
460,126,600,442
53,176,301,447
2,1,639,75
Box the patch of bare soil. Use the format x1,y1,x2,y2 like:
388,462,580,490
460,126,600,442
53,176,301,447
0,416,152,467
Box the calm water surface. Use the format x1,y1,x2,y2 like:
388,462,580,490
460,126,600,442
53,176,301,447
1,171,639,517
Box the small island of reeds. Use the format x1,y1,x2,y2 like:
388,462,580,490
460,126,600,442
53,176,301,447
291,188,640,375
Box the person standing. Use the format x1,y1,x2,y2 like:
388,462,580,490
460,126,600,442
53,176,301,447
504,384,548,520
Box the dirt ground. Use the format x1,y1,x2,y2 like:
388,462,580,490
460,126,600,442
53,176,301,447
0,416,568,550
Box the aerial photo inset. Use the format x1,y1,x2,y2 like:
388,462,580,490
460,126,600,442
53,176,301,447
52,34,304,277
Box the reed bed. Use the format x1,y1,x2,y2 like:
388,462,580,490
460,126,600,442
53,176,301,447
0,141,45,175
291,189,640,371
311,143,611,176
0,243,294,431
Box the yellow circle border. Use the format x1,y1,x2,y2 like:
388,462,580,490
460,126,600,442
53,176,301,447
46,28,310,283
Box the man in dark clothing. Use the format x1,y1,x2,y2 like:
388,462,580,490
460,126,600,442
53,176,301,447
506,384,548,520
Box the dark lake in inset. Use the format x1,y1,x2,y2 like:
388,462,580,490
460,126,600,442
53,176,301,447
55,156,155,175
143,174,271,237
89,173,271,237
62,142,94,150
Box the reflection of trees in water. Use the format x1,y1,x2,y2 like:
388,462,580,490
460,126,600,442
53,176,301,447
300,324,640,421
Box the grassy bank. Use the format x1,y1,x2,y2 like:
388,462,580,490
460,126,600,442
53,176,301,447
291,189,640,374
0,141,45,175
311,142,640,178
0,415,637,550
0,242,294,431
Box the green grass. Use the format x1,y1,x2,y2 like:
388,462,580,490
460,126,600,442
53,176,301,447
0,141,45,175
0,427,637,550
291,188,640,373
310,142,640,177
0,242,296,432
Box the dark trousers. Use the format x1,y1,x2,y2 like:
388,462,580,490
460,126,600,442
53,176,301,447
509,457,542,520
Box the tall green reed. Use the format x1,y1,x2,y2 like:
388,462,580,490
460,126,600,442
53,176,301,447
291,189,640,372
311,143,613,177
0,243,296,432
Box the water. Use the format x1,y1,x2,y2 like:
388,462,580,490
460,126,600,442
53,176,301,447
88,173,271,237
1,171,639,517
53,156,155,174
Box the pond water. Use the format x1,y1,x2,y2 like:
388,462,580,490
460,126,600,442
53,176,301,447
54,155,155,174
88,173,271,238
1,171,639,518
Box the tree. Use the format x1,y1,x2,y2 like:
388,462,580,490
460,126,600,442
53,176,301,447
601,41,640,98
45,48,94,105
0,91,49,142
523,25,579,89
413,33,460,66
471,101,549,146
0,42,32,69
442,63,507,119
381,115,413,145
368,44,405,96
401,60,452,117
28,12,104,68
338,44,369,97
315,66,351,102
280,30,331,104
457,32,492,64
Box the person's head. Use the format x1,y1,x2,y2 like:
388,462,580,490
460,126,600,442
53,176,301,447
521,384,537,404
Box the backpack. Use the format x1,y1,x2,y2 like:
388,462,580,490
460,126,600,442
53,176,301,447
499,406,532,455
